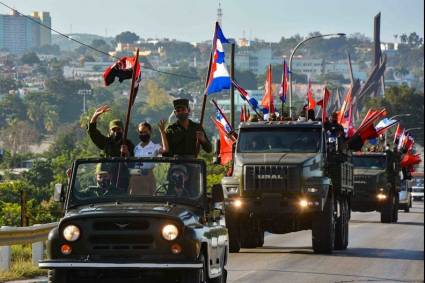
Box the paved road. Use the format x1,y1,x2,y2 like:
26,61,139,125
8,203,424,283
227,202,424,283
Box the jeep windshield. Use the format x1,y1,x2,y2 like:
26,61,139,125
237,127,322,153
353,155,386,170
67,159,205,208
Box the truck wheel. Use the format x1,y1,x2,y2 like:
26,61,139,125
335,199,349,250
404,205,410,213
392,195,399,223
181,254,207,283
228,222,241,253
241,218,259,249
312,193,335,254
257,230,265,248
381,194,394,223
48,269,68,283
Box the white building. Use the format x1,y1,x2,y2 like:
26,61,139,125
235,48,280,75
291,58,324,80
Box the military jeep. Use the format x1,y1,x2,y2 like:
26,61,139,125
222,121,353,254
40,157,228,283
351,152,401,223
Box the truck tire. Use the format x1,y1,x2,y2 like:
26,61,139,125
257,230,265,248
182,254,206,283
335,199,349,250
404,205,410,213
228,224,241,253
381,193,395,223
312,193,335,254
241,218,260,249
392,194,399,223
48,269,68,283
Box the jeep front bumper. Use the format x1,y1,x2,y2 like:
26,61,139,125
39,260,202,270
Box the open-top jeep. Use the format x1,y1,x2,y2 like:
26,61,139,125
40,157,228,283
222,121,353,254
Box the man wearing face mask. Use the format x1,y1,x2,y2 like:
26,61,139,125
129,121,169,196
165,99,212,157
88,105,135,157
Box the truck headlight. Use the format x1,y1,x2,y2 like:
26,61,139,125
377,193,387,200
305,187,319,193
162,224,179,241
62,225,80,242
226,187,239,194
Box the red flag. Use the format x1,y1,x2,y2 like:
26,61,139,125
317,87,332,123
393,124,403,144
261,65,275,114
359,124,378,141
213,119,235,166
401,153,422,168
103,56,141,87
307,80,316,110
338,88,353,124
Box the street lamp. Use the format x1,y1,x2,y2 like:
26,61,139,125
405,127,423,133
288,33,346,118
390,114,412,120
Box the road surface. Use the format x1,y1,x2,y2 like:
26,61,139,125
227,202,424,283
7,203,424,283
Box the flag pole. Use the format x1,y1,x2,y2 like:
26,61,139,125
122,48,140,149
199,52,213,127
230,43,236,128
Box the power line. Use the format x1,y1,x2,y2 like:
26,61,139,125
0,1,201,81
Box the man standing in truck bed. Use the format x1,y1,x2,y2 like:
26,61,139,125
165,99,212,157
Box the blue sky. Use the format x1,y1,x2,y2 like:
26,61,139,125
1,0,423,42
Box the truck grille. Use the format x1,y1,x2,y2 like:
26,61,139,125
354,175,376,199
244,165,300,194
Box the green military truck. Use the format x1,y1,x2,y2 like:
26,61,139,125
351,152,400,223
40,157,228,283
221,121,353,254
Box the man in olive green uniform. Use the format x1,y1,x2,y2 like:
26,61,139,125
165,99,212,157
88,105,134,157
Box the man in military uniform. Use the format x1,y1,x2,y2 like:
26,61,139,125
165,99,212,157
324,112,345,138
88,105,134,157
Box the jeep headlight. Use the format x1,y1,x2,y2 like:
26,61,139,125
162,224,179,241
62,225,80,242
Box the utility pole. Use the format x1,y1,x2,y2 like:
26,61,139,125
230,43,236,128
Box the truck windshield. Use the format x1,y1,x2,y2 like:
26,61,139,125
68,159,204,208
353,155,386,170
237,127,322,153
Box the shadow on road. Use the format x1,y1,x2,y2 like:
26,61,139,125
334,248,424,260
350,220,424,226
239,247,424,261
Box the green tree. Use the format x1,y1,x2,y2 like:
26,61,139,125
0,94,27,126
20,52,41,65
0,77,18,94
115,31,140,44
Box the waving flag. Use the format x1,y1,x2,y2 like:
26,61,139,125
278,60,289,104
103,56,141,86
376,118,398,135
207,22,231,95
212,99,233,134
213,118,235,166
393,124,403,144
306,80,316,110
338,88,353,125
317,87,332,123
233,80,259,110
401,153,422,168
261,65,275,114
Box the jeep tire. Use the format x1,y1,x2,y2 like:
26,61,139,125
312,193,335,254
48,269,68,283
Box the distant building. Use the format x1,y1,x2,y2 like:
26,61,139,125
291,58,325,80
0,10,51,54
235,48,280,75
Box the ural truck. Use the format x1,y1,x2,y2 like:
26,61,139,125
351,152,400,223
40,157,228,283
221,121,354,254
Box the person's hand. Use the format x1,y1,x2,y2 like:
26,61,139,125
158,119,167,133
196,131,207,144
66,168,72,178
91,105,111,123
120,144,130,157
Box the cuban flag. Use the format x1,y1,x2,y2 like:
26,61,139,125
215,110,233,134
207,22,231,95
376,118,398,135
232,80,259,110
278,60,289,104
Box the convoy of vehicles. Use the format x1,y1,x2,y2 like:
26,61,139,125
221,121,353,254
399,180,413,213
411,175,424,201
351,152,400,223
40,158,228,283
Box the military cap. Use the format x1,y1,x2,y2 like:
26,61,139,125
109,119,123,130
173,99,189,109
95,163,110,175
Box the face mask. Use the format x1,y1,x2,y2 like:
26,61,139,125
172,174,184,188
176,112,189,121
98,179,110,189
139,134,150,143
112,132,123,141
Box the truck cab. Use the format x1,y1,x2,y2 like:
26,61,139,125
351,152,401,223
222,121,353,254
40,157,228,283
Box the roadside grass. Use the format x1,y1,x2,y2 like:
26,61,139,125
0,245,47,283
